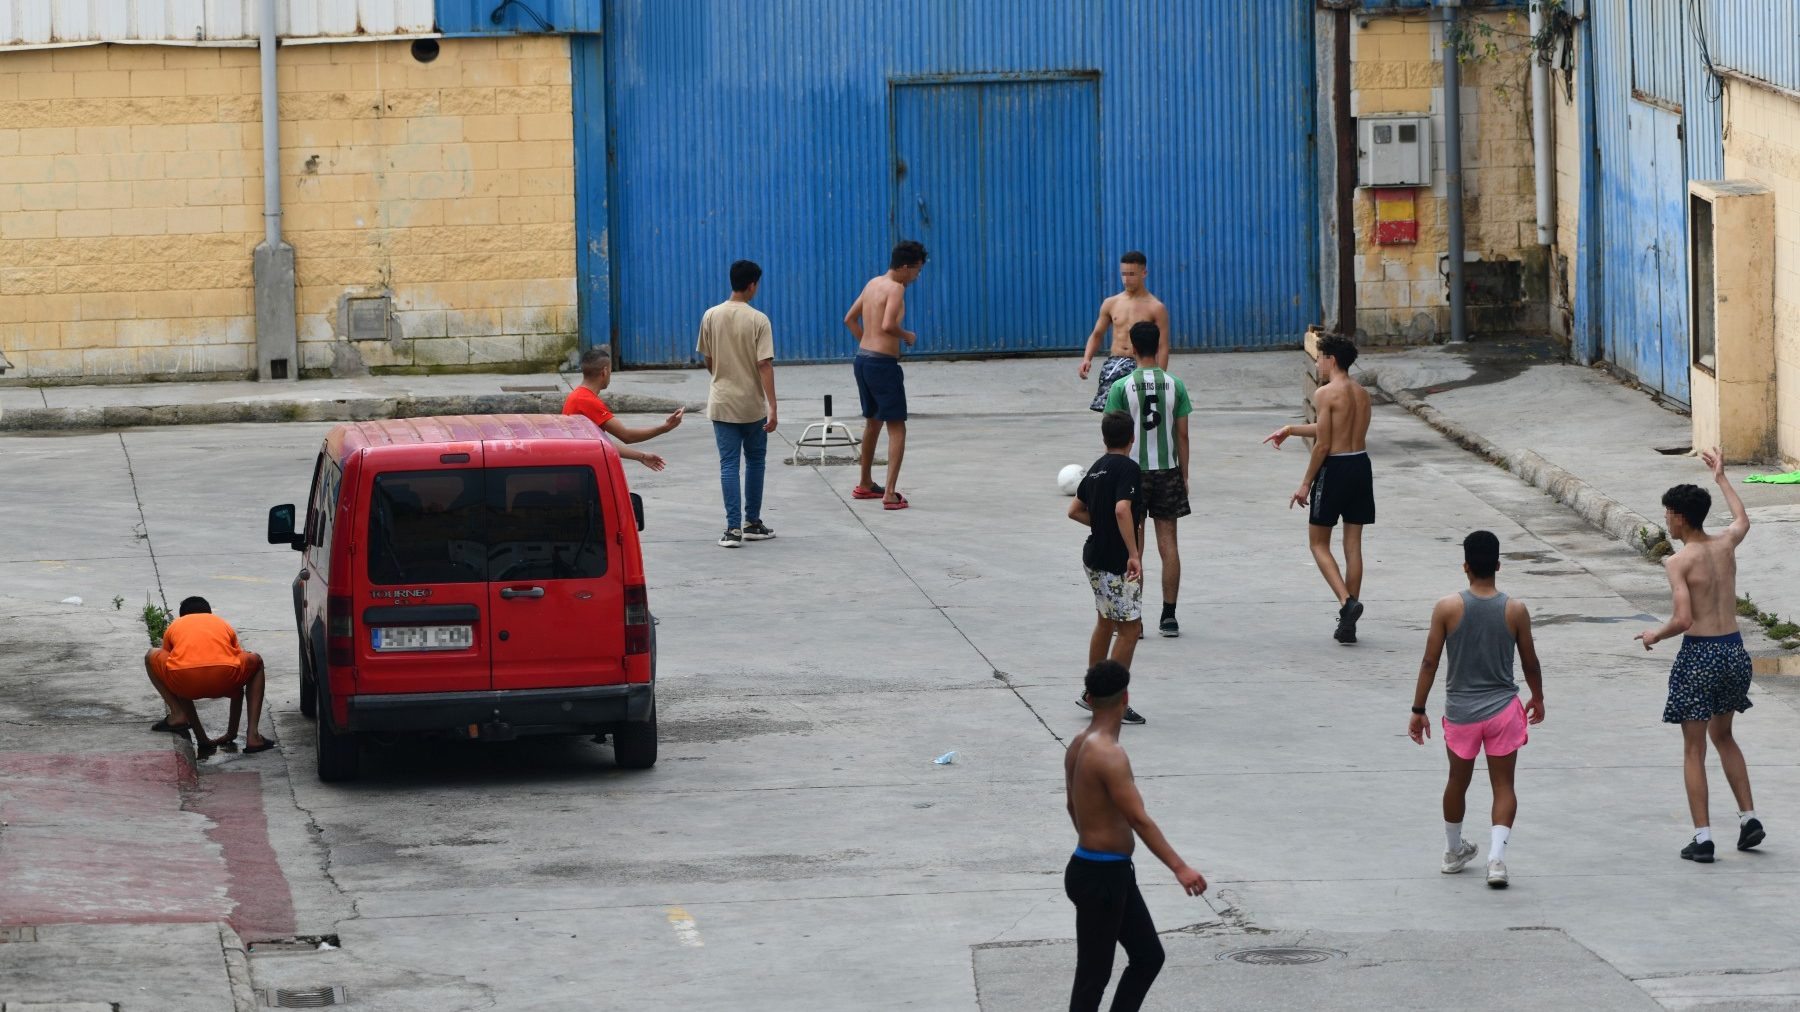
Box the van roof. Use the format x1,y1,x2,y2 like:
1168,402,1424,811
331,414,610,456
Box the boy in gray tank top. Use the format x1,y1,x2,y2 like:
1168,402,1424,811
1408,531,1545,889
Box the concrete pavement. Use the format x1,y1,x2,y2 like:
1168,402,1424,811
1358,340,1800,656
2,350,1798,1010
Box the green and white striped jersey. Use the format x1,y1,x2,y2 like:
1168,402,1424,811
1104,367,1192,472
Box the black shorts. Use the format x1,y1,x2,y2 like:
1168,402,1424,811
1140,468,1191,521
1309,451,1374,527
853,352,907,421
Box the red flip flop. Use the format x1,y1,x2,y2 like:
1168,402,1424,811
883,493,909,510
852,484,885,500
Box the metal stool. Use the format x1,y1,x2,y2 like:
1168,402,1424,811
793,394,860,465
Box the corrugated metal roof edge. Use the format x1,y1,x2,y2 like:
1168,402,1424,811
1716,64,1800,103
0,30,586,52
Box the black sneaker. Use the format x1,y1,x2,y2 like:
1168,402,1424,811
742,520,776,541
1334,596,1363,644
1075,697,1092,713
1738,818,1766,851
1122,706,1146,725
1159,615,1179,638
717,528,743,548
1681,837,1716,863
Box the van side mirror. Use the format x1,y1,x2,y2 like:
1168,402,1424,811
267,504,304,550
630,492,645,532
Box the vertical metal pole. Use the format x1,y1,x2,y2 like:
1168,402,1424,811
252,0,297,381
1529,0,1555,245
1334,8,1356,337
259,0,280,247
1442,0,1469,343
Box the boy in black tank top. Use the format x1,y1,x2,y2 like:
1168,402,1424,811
1408,531,1546,889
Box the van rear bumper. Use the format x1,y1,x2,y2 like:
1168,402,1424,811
345,683,653,735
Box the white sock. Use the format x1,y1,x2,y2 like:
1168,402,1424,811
1445,822,1464,851
1695,826,1712,844
1739,810,1758,825
1489,825,1510,862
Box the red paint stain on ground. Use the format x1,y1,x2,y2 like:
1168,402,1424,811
186,770,296,938
0,751,293,936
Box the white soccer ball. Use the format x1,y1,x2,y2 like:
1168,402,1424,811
1057,464,1085,496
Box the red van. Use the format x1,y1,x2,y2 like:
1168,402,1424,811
267,415,657,782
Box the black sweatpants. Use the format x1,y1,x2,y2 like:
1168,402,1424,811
1064,855,1164,1012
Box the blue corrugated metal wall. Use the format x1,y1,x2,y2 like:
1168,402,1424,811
1708,0,1800,92
596,1,1318,365
435,0,600,34
1580,0,1731,406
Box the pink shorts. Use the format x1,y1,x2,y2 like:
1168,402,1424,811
1442,698,1528,760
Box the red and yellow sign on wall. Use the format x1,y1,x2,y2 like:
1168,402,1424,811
1373,187,1418,245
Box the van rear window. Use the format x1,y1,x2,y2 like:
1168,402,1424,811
368,466,606,585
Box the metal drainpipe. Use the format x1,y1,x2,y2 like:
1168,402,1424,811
1529,1,1556,246
1442,0,1469,344
260,0,280,247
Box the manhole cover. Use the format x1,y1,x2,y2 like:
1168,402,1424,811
1216,946,1345,965
261,986,347,1008
1,925,38,942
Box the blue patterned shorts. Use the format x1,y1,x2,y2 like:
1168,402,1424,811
1662,631,1753,724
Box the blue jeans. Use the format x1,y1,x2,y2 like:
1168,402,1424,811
712,419,767,530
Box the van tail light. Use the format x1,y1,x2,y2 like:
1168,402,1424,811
328,594,354,667
624,584,650,655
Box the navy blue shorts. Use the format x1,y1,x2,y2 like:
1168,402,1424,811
854,352,907,421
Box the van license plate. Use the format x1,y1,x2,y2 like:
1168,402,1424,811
372,625,473,652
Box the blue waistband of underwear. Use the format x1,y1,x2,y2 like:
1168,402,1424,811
1683,631,1743,644
1073,846,1130,862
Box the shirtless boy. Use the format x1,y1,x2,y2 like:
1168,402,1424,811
1079,251,1170,411
1636,449,1764,863
1063,660,1206,1012
1263,335,1373,643
843,240,927,510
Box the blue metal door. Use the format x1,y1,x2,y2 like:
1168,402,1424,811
595,0,1317,365
1615,100,1689,405
891,78,1102,354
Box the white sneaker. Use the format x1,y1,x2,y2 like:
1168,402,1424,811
1486,859,1509,888
1441,840,1478,874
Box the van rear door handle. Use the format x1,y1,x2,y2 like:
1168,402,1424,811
500,586,545,600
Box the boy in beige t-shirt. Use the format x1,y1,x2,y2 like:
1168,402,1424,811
696,259,778,548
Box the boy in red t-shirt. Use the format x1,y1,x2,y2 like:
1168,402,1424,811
562,346,683,470
144,596,270,758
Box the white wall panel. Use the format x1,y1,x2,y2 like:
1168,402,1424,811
0,0,435,45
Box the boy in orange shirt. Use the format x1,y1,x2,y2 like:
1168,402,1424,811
562,345,680,471
144,596,270,758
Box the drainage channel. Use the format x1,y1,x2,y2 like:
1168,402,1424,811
246,935,347,1008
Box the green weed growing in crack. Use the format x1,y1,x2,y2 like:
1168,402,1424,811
141,596,172,646
1737,595,1800,651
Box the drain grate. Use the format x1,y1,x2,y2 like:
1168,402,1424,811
248,934,340,955
261,986,347,1008
0,925,38,942
1217,946,1345,965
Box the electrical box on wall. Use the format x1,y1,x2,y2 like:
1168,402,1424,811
1358,115,1431,187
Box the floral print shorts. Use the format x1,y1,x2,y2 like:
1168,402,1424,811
1662,632,1753,724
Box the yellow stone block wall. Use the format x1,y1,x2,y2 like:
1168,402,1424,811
0,36,576,382
1721,81,1800,467
1350,11,1541,343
